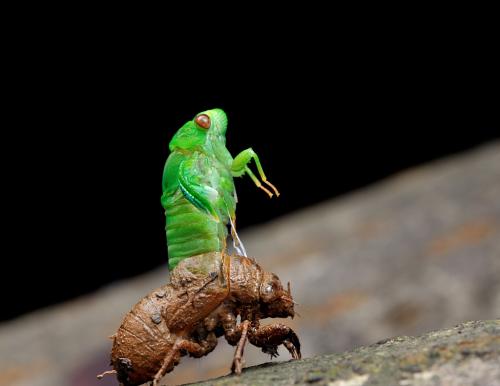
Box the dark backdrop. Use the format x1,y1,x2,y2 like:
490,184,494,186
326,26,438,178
3,42,498,321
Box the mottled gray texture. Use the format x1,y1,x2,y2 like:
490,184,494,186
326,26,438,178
190,320,500,386
1,141,499,386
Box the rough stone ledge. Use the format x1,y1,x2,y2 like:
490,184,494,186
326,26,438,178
187,320,500,386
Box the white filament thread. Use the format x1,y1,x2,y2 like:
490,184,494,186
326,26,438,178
228,213,247,257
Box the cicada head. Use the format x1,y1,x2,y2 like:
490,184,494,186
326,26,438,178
259,272,295,319
169,108,228,152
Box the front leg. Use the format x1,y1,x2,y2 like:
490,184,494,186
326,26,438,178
231,148,279,198
231,320,250,374
248,323,301,360
217,306,241,345
189,327,219,358
214,306,251,374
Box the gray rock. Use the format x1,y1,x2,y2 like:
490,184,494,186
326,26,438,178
190,320,500,386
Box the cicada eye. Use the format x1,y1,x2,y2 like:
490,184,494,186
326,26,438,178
194,114,211,129
262,281,278,300
264,284,274,295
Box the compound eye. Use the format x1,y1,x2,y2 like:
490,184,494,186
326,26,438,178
261,282,277,303
264,284,274,295
195,114,211,129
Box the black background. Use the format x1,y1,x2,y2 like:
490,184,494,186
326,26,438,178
2,29,498,321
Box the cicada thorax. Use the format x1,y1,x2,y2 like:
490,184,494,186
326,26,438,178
166,252,231,331
224,255,263,303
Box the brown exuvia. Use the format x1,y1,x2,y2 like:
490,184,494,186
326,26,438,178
98,252,300,386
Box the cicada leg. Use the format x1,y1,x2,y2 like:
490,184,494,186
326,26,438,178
248,323,301,360
231,320,251,375
96,369,116,380
244,167,274,198
152,337,219,385
231,148,280,198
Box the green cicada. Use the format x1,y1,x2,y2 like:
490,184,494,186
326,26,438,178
161,109,279,270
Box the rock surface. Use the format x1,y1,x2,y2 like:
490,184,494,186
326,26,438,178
190,320,500,386
1,141,499,386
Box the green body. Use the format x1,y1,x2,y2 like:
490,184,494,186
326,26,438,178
161,109,278,270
